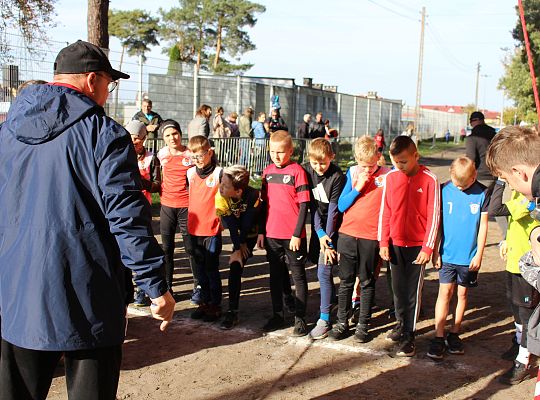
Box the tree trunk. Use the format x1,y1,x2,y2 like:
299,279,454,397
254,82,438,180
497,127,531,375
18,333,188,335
87,0,109,49
213,22,223,70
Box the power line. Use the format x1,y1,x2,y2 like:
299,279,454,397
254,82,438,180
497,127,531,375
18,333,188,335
426,24,474,72
366,0,418,22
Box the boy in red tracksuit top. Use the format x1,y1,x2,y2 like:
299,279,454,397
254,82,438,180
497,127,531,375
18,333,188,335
379,135,440,357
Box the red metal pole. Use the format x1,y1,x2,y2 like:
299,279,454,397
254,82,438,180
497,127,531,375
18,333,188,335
519,0,540,123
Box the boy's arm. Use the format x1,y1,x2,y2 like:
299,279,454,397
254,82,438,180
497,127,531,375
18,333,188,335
257,174,267,248
238,190,260,245
488,180,510,217
470,212,489,271
505,192,535,222
338,169,360,213
325,172,346,239
420,175,441,258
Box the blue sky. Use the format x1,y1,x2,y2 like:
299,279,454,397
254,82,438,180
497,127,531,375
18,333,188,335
50,0,517,111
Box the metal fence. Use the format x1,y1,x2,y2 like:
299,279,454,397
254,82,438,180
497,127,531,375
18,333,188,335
1,32,468,143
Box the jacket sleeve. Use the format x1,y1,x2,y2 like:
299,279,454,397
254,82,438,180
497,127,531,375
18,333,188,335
506,193,533,222
465,137,479,170
338,169,360,213
421,175,440,256
378,174,391,247
96,123,167,299
488,181,510,217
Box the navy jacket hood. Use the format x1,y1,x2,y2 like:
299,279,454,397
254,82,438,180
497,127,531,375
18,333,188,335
5,84,101,145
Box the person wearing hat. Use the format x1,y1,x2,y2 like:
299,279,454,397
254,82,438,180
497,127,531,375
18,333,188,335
0,40,174,399
125,120,161,206
466,111,497,186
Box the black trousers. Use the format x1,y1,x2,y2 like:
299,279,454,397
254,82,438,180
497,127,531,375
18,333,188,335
227,237,257,311
187,234,222,306
0,339,121,400
506,271,538,348
336,234,379,326
390,245,425,334
160,205,197,290
266,237,308,317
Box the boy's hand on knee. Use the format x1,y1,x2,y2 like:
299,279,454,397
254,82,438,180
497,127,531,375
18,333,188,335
499,240,507,261
324,248,336,264
379,246,390,261
289,236,301,251
414,251,430,265
229,249,244,266
150,291,175,331
319,235,332,251
239,243,250,259
256,234,265,250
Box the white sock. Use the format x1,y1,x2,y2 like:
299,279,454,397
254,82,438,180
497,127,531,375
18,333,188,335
516,345,530,366
515,323,523,344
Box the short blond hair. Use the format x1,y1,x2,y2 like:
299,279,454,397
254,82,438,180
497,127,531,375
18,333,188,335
354,136,379,162
308,138,334,161
486,126,540,175
269,130,293,149
188,135,211,153
450,157,476,187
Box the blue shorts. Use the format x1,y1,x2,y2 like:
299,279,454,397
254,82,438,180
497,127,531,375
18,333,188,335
439,262,478,288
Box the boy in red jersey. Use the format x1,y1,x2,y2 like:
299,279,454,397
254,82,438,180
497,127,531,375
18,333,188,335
329,136,389,342
187,136,223,322
257,131,311,336
379,135,440,357
157,120,198,301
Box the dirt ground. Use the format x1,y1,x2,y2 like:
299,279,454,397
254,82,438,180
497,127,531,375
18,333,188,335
48,145,537,399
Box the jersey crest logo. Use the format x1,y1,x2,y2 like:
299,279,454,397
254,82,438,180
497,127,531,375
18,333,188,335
374,176,385,187
469,203,480,214
206,176,217,188
182,157,192,167
283,175,291,184
417,188,423,193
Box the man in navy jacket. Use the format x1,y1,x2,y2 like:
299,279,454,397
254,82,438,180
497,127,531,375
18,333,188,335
0,40,175,399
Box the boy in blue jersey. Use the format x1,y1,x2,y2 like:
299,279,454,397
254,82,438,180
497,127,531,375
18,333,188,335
427,157,489,359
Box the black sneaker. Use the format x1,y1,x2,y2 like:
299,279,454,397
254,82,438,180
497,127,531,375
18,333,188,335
220,310,239,330
202,304,222,322
292,317,308,337
263,313,285,332
427,337,446,360
396,335,416,357
284,294,296,314
354,325,371,343
446,332,464,355
498,361,531,385
191,304,208,320
328,322,349,341
501,337,519,361
386,324,403,342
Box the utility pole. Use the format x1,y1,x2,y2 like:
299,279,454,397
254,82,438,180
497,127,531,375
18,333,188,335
414,6,426,139
474,62,480,110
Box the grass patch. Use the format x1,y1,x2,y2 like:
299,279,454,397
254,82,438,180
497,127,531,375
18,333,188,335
417,138,465,157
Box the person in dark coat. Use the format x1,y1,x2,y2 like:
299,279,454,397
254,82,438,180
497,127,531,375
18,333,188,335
310,112,326,139
296,113,312,139
465,111,496,186
0,40,174,399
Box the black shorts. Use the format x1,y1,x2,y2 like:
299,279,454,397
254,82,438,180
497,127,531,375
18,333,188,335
506,271,540,308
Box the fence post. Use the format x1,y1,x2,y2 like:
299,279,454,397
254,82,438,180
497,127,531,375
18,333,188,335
236,74,241,114
352,96,357,138
337,93,342,133
366,98,371,136
193,68,199,117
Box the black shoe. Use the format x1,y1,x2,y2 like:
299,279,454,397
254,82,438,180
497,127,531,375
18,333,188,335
354,324,371,343
498,361,531,385
396,334,416,357
292,317,308,337
446,332,464,355
386,323,403,342
220,310,239,330
191,304,208,320
328,322,349,341
350,304,360,325
202,304,222,322
263,313,285,332
427,337,446,360
501,338,519,361
284,294,296,314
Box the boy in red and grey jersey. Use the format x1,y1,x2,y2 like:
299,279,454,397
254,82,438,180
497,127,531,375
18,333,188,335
379,135,440,357
257,131,311,336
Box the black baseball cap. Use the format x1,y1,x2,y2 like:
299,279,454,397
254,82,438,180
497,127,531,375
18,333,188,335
54,40,130,80
470,111,485,121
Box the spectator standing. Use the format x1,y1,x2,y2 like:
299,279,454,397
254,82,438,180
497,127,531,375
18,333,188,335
0,40,174,399
265,108,288,133
213,106,228,138
227,112,239,137
296,114,311,139
310,112,326,139
187,104,212,139
374,128,386,154
466,111,496,186
132,98,163,139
